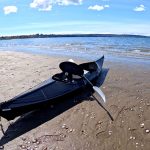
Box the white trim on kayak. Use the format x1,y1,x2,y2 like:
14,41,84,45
2,108,11,111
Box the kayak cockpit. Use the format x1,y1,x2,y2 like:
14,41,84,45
52,60,99,83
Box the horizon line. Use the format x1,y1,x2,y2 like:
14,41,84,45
0,33,150,39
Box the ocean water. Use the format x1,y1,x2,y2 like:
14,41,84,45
0,36,150,60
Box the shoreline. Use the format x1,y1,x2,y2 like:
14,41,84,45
1,49,150,67
0,51,150,150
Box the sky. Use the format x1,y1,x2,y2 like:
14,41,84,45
0,0,150,36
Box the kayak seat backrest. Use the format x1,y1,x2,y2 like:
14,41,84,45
59,61,84,76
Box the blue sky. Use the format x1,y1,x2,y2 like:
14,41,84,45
0,0,150,36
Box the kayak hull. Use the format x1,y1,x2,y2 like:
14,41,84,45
0,56,104,120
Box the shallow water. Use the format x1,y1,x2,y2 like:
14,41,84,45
0,36,150,61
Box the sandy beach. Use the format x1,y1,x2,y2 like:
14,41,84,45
0,51,150,150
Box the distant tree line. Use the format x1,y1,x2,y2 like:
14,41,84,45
0,34,148,40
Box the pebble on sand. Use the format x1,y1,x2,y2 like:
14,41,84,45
20,145,26,149
136,142,138,145
32,138,37,143
68,129,73,133
21,137,27,141
0,146,4,149
146,103,150,106
145,129,150,133
140,123,144,128
133,137,136,140
129,136,136,140
108,131,112,135
61,124,67,129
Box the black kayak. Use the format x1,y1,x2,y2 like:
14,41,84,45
0,56,104,120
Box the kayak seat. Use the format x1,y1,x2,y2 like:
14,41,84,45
52,72,67,82
59,61,84,76
53,61,84,83
52,72,82,83
53,61,97,83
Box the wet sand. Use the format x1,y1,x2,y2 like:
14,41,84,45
0,51,150,150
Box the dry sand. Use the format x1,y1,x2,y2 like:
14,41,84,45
0,51,150,150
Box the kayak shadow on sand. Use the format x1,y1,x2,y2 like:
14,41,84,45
0,68,108,146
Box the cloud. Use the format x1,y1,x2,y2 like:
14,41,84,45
30,0,83,11
57,0,83,6
134,4,145,12
104,5,109,8
3,6,18,15
30,0,52,11
88,5,109,11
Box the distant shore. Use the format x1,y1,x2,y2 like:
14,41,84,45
0,33,149,40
